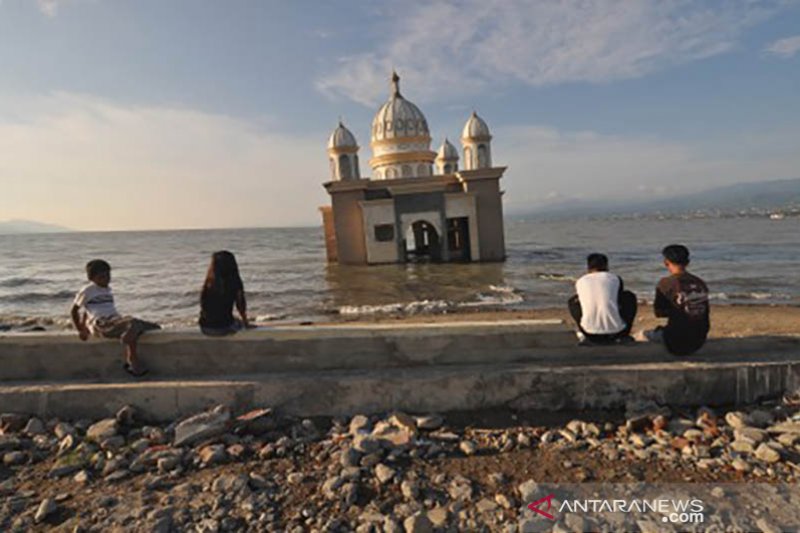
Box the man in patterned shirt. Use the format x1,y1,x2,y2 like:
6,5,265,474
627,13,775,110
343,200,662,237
646,244,710,355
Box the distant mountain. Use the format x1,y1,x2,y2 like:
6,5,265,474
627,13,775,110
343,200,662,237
0,219,71,235
518,178,800,219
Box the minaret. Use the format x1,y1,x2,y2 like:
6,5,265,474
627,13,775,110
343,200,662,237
461,111,492,170
327,121,360,181
435,138,459,174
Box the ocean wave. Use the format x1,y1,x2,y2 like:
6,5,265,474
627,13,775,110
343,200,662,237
0,290,75,304
337,285,526,316
458,285,525,307
0,277,50,288
338,299,451,316
709,291,792,302
535,272,576,282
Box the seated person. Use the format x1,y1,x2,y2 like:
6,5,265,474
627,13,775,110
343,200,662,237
568,253,637,344
646,244,710,356
199,251,251,336
71,259,160,377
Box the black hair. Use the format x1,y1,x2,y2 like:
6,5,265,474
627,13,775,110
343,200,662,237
203,251,243,296
662,244,690,266
85,259,111,280
586,253,609,271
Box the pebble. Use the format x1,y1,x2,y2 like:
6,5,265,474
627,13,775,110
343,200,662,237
34,498,57,523
459,440,477,455
3,451,27,466
732,458,752,472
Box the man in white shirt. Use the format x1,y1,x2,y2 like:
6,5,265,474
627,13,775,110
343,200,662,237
567,253,637,345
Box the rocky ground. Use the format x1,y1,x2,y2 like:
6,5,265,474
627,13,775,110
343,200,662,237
1,396,800,533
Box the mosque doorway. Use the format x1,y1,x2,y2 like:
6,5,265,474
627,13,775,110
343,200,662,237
446,217,471,262
404,220,441,262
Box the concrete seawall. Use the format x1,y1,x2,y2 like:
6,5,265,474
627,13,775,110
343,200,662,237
1,320,798,421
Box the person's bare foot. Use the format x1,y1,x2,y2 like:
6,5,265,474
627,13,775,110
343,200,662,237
123,363,149,377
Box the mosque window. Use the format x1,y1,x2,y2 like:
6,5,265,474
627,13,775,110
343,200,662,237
386,168,397,179
417,164,429,176
401,165,413,177
374,224,395,242
339,154,352,180
478,144,488,168
443,164,452,174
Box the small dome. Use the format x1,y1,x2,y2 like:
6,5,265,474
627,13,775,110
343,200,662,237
436,138,459,161
462,111,491,140
328,121,358,150
371,72,430,144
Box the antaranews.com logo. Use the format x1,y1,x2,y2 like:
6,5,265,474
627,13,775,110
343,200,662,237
529,493,705,525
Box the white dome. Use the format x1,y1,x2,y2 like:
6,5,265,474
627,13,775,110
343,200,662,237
436,138,459,161
462,111,491,140
371,72,430,144
328,121,358,150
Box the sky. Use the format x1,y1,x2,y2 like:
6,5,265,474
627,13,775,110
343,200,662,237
0,0,799,231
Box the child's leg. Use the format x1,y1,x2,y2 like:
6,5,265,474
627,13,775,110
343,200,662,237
121,323,148,374
123,338,147,373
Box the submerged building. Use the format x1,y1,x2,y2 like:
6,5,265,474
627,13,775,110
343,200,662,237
320,72,506,265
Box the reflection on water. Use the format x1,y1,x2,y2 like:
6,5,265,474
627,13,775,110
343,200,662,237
323,262,507,312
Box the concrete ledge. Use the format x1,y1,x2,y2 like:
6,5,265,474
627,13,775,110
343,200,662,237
2,359,798,422
2,320,799,382
0,320,575,381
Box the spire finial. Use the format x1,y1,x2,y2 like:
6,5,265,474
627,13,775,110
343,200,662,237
391,70,401,97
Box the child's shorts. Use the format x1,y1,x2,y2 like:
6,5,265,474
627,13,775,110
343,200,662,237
94,316,160,342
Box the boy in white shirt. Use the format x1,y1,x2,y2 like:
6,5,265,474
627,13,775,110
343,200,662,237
70,259,159,376
568,253,637,345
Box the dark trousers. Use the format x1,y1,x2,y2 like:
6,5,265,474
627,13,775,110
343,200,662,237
568,291,637,343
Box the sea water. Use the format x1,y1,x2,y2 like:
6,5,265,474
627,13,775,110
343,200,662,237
1,216,797,329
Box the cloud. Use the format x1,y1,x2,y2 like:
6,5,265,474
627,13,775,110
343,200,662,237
0,93,329,230
37,0,61,17
318,0,786,106
765,35,800,57
2,92,797,231
494,123,800,212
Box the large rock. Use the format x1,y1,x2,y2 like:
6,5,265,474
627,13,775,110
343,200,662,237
211,474,249,495
23,417,46,436
768,421,800,435
518,480,540,504
0,435,23,452
374,463,396,485
389,412,417,433
234,408,275,435
173,406,230,447
0,413,28,433
734,427,768,444
86,419,119,441
754,443,781,463
416,414,444,431
725,411,748,429
403,512,433,533
349,414,371,435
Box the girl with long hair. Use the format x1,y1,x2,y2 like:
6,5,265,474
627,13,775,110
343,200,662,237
199,251,250,335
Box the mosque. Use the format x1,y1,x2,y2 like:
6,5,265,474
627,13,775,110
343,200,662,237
320,72,506,265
